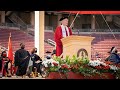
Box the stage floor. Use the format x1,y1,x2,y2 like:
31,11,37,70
0,76,45,79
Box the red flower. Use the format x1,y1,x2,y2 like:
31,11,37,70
61,64,69,69
95,66,102,69
103,65,110,70
53,62,58,66
105,61,113,65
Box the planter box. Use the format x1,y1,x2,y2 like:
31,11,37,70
46,72,115,79
66,71,84,79
84,74,101,79
84,73,115,79
100,73,115,79
46,72,66,79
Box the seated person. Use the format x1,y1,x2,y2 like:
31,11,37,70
0,51,11,77
45,51,52,59
105,47,120,64
30,48,42,77
51,49,56,58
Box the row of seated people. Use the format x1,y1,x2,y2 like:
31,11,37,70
0,43,55,78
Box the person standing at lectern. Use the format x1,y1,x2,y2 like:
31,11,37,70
54,17,72,57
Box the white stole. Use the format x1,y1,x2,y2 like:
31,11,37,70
61,25,70,37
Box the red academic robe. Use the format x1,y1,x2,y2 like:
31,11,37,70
54,26,72,56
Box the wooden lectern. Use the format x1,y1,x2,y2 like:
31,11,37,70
61,35,95,60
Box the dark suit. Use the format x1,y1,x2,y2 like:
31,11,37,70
31,53,42,73
108,53,120,64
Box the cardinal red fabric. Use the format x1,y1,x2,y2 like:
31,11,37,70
54,26,72,56
8,33,14,62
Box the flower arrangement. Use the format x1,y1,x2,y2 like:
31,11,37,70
43,55,120,79
59,64,71,73
42,58,60,72
88,60,119,73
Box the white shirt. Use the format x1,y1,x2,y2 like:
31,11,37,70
61,25,70,37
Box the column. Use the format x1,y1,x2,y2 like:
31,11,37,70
1,11,5,23
35,11,44,59
30,12,35,26
91,15,95,30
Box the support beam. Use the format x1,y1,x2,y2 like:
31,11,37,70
91,15,95,30
1,11,5,23
35,11,44,59
69,15,74,28
30,12,35,26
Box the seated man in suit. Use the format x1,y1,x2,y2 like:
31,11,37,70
105,47,120,64
30,48,42,77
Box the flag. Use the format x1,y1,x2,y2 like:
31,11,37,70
7,32,14,63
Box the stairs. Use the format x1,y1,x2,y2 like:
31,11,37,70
0,28,120,61
113,16,120,28
0,29,55,54
76,33,120,60
8,13,27,30
92,37,120,60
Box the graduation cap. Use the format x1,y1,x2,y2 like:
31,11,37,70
46,51,52,53
108,46,115,53
59,16,68,21
45,51,52,59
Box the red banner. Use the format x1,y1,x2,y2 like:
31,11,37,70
7,33,14,62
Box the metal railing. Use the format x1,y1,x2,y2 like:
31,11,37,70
0,45,8,52
45,39,56,47
47,39,56,46
0,23,20,28
45,26,53,30
0,23,120,33
27,24,34,29
0,23,34,30
73,29,120,32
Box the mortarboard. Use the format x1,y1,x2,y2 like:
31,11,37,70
59,16,68,21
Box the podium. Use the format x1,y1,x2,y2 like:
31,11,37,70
61,35,95,60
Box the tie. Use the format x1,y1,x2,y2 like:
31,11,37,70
65,27,68,36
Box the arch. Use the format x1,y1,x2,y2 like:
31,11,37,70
77,48,88,57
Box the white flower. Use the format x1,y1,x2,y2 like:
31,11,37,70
42,58,59,67
109,65,118,71
88,60,100,66
88,60,106,67
100,62,107,66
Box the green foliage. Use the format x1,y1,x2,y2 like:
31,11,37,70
80,57,89,65
78,66,99,76
53,56,65,65
48,66,59,72
65,56,71,65
71,55,80,62
46,55,120,79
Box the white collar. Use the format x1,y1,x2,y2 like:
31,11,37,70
61,25,69,37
